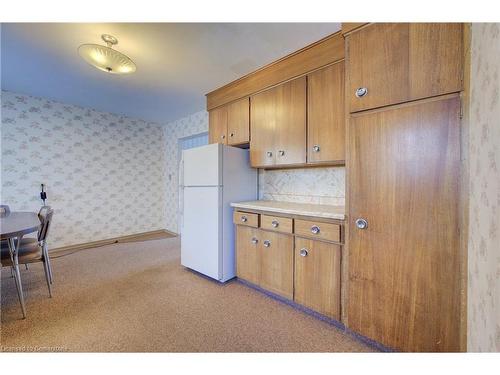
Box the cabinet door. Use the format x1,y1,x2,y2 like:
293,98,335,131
347,23,463,112
348,23,409,112
227,97,250,146
408,23,464,99
274,77,307,166
209,106,227,144
250,90,276,167
294,237,341,320
236,225,260,285
259,231,294,299
348,96,461,352
307,62,345,163
250,77,306,167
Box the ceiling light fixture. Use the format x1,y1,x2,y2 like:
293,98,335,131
78,34,136,74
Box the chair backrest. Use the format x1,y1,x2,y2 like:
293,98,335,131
38,206,54,243
0,205,10,216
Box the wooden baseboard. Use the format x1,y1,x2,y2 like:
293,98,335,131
50,229,177,255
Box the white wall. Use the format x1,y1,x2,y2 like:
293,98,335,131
1,90,167,248
467,23,500,352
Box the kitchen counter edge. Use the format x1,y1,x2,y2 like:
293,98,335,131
230,200,345,220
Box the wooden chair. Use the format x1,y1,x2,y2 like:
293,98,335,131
1,206,54,297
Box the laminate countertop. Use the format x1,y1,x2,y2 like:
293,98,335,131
230,200,345,220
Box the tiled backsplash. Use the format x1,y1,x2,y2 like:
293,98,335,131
258,167,345,206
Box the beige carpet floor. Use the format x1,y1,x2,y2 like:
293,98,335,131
1,237,376,352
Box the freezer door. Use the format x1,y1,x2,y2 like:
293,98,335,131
183,143,221,187
181,186,222,280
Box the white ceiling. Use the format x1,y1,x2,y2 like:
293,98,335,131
1,23,341,123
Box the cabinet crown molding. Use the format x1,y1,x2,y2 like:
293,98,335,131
206,31,345,110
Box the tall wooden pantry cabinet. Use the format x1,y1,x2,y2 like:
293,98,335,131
344,23,466,352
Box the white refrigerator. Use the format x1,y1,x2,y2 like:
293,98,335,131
180,143,257,282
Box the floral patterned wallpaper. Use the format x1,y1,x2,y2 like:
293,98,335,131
1,90,167,249
1,90,346,247
163,110,208,233
468,23,500,352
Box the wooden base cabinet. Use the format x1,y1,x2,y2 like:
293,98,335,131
235,209,344,320
236,225,260,285
259,231,294,299
236,225,294,300
294,237,341,320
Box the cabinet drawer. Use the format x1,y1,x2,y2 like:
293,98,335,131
233,211,259,227
295,219,341,243
260,214,293,234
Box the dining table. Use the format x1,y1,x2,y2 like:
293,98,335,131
0,211,41,318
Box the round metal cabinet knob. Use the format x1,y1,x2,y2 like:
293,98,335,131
267,151,273,157
311,225,320,234
241,215,248,222
355,218,368,229
271,220,279,228
278,150,285,156
230,133,234,137
251,237,258,245
355,87,368,98
299,248,308,257
221,134,226,139
313,145,320,153
263,240,271,248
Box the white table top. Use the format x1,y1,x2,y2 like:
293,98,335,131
0,212,40,239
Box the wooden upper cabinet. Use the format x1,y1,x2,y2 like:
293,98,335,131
347,23,463,112
227,97,250,146
209,98,250,146
274,77,306,166
307,62,345,164
250,77,306,168
208,105,228,144
206,33,344,110
347,23,409,113
250,90,276,167
409,24,464,99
